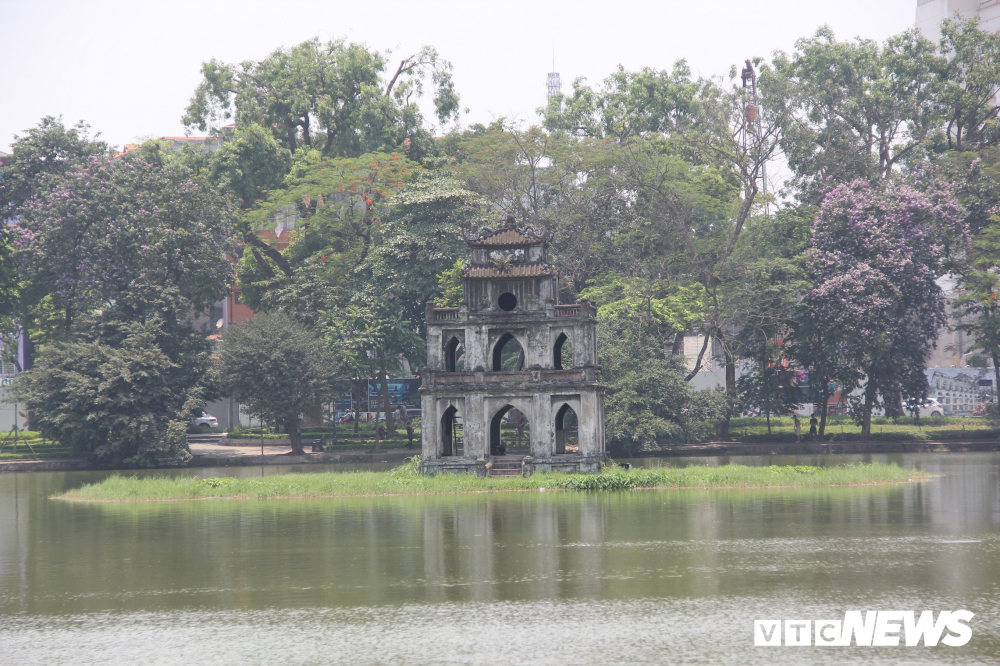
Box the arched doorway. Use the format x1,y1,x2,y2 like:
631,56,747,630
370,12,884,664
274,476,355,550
489,405,529,456
554,333,573,369
492,333,525,371
555,404,579,454
441,406,462,456
444,336,465,372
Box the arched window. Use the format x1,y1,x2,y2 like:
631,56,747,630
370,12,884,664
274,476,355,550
492,332,524,371
444,336,465,372
441,406,462,456
489,405,529,456
555,404,579,454
554,332,573,369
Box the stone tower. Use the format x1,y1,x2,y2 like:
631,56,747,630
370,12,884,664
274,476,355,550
420,213,606,475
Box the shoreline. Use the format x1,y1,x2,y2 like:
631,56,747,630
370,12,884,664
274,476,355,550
3,438,999,473
54,476,932,503
53,462,929,503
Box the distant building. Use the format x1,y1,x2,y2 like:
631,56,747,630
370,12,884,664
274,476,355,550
916,0,1000,43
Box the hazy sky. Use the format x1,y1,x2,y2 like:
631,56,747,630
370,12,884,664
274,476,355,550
2,0,918,152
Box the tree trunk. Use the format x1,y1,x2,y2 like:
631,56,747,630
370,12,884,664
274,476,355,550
861,381,877,442
288,415,304,454
353,381,360,434
379,350,394,436
766,411,771,435
671,331,685,356
303,402,323,427
715,334,736,439
818,381,830,437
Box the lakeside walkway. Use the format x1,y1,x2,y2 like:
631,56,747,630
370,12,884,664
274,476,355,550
3,436,1000,473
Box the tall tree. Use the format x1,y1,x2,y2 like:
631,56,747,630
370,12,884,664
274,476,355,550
802,179,965,440
0,116,108,221
183,39,458,159
773,27,940,201
356,171,487,328
955,217,1000,394
936,16,1000,152
218,311,341,454
540,59,790,437
15,154,233,340
15,285,216,467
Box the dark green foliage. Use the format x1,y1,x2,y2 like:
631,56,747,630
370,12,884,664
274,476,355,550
218,311,342,454
598,314,724,452
15,288,215,467
358,172,487,327
183,39,457,159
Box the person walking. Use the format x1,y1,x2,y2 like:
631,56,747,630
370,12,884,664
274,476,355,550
405,420,415,450
793,415,802,443
809,414,818,436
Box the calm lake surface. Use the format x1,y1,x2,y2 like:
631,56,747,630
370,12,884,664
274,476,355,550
1,452,998,665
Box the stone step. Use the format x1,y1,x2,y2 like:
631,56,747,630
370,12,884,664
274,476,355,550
490,460,523,469
490,469,522,477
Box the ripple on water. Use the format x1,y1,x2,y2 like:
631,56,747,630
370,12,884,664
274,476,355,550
2,598,999,666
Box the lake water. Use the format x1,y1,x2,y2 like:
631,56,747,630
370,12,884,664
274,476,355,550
1,453,998,665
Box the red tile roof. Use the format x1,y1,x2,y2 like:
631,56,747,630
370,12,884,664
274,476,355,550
467,228,541,246
464,264,551,278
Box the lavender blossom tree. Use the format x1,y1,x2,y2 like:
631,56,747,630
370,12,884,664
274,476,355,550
15,154,234,338
802,179,966,439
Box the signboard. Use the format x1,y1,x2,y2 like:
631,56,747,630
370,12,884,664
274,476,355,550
346,378,421,413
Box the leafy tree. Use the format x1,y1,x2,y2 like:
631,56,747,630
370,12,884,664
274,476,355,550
183,38,458,158
936,16,1000,152
356,171,486,327
446,123,626,297
597,313,723,452
320,303,423,438
209,123,290,209
773,27,940,201
15,154,234,339
540,58,790,437
955,216,1000,394
218,311,341,454
736,337,801,435
0,116,108,221
15,286,215,467
435,258,464,307
802,179,966,439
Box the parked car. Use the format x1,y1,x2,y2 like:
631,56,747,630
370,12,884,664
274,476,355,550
191,411,218,430
916,399,944,418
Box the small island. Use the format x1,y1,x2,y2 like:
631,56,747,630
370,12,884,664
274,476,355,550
55,460,929,502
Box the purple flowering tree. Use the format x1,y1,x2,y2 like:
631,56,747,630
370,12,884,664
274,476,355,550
803,179,966,439
15,154,234,336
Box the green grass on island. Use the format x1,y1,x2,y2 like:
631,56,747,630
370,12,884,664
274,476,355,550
55,459,928,502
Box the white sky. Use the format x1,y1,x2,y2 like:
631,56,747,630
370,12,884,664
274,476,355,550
2,0,918,153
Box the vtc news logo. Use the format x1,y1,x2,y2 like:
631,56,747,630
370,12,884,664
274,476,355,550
754,610,974,647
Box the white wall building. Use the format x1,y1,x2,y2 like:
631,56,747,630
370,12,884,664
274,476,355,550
916,0,1000,43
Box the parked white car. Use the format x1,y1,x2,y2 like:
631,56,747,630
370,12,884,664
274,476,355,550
915,398,944,418
191,412,219,430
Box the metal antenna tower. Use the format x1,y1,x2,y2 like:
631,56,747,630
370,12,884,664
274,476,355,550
546,45,561,102
739,59,769,215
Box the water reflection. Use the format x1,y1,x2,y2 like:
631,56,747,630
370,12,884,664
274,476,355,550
0,453,998,664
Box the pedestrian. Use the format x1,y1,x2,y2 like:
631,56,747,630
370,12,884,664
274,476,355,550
515,411,527,448
809,414,818,436
405,420,414,450
793,415,802,443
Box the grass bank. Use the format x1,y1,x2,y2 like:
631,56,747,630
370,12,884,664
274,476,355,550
55,460,927,502
728,415,997,443
0,434,73,460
